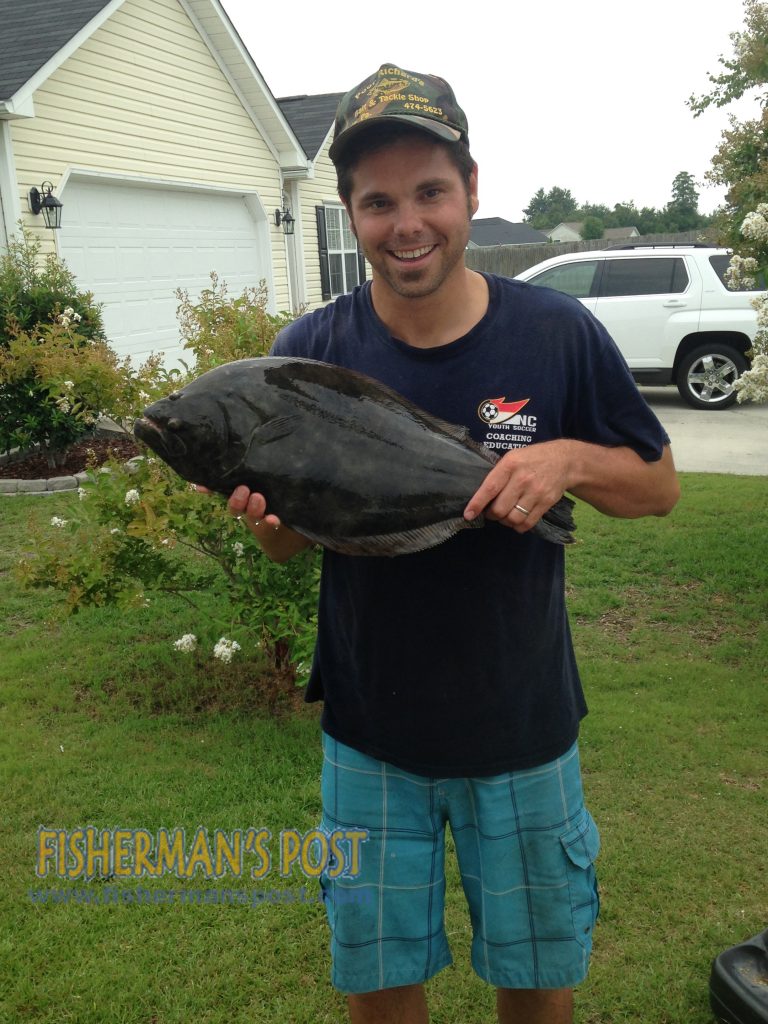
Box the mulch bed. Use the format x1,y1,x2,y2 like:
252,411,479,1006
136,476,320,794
0,435,143,480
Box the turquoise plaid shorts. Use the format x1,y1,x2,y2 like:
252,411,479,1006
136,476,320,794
319,733,600,994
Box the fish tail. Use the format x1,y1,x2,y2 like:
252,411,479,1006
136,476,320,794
532,495,576,545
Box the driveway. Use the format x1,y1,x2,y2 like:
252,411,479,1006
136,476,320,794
640,388,768,475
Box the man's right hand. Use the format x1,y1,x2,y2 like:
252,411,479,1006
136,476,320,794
195,484,313,563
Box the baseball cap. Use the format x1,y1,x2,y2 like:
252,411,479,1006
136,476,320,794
329,63,469,164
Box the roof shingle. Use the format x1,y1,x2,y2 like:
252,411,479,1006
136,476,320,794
277,93,343,160
0,0,114,102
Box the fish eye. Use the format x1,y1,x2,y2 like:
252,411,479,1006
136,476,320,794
167,418,183,431
169,392,181,401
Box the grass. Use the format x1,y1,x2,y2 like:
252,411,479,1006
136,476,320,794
1,474,767,1023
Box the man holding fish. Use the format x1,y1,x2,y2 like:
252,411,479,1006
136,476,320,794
226,65,680,1024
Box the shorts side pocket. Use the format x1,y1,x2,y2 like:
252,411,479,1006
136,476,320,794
560,809,601,949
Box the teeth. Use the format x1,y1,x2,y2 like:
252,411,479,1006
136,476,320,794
393,245,433,260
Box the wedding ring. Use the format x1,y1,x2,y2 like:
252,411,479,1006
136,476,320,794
514,504,530,517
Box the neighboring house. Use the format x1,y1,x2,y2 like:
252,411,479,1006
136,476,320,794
278,92,367,308
467,218,548,248
602,226,641,242
546,222,641,243
0,0,315,367
547,222,585,243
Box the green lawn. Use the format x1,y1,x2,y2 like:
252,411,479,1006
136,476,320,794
1,475,766,1023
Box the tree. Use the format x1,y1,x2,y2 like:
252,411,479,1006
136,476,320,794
666,171,701,230
522,186,578,228
581,216,605,240
689,0,768,401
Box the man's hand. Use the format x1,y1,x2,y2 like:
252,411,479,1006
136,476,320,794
464,441,571,534
195,484,312,562
464,440,679,528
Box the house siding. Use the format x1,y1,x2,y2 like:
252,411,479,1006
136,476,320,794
295,130,372,311
296,130,341,309
10,0,291,309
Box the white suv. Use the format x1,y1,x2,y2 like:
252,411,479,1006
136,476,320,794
515,244,760,409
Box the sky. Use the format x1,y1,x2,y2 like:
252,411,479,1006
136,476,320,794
218,0,762,223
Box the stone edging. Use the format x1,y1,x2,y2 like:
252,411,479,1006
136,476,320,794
0,426,129,496
0,471,92,495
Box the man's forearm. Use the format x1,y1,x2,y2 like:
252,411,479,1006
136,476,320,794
565,441,680,519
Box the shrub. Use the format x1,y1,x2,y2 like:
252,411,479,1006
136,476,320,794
16,269,316,683
0,228,173,465
16,454,321,683
176,272,299,369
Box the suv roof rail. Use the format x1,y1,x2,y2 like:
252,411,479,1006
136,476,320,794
604,242,715,250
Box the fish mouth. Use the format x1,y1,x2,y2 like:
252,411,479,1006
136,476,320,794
134,417,188,458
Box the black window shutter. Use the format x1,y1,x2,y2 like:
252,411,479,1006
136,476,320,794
356,247,366,283
316,206,331,300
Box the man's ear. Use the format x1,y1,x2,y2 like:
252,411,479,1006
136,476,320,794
340,197,358,238
469,163,479,217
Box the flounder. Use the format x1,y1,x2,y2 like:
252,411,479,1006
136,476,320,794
134,357,575,555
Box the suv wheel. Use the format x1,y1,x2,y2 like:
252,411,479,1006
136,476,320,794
676,344,748,410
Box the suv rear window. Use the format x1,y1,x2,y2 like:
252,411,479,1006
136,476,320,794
709,254,766,290
600,257,688,297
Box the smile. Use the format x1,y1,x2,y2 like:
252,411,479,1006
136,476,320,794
391,245,435,261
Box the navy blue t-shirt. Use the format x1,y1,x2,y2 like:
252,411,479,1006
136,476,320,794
272,274,668,776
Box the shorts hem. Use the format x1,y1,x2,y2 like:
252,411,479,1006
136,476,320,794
332,955,454,995
473,959,591,991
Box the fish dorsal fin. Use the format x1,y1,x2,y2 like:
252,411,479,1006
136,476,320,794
294,516,483,557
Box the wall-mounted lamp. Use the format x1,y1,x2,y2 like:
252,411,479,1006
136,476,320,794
29,181,63,229
274,202,295,235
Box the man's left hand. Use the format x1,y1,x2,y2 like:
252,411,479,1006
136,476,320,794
463,441,572,533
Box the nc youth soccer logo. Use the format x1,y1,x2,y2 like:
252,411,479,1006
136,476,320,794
478,397,530,425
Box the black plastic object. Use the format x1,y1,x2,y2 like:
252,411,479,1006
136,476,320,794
710,928,768,1024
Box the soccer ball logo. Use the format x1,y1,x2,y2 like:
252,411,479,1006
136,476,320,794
479,401,499,423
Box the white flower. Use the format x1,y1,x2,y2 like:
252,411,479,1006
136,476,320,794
174,634,198,652
213,637,241,663
124,489,140,505
109,528,121,535
64,307,75,317
50,516,68,527
741,210,768,243
232,541,245,558
59,315,71,327
77,487,87,501
72,312,82,323
55,398,71,413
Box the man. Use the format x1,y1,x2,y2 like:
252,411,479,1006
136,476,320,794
228,65,680,1023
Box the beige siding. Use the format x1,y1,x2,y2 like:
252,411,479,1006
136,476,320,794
296,131,340,310
296,132,372,311
11,0,290,308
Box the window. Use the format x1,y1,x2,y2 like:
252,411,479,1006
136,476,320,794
600,257,688,297
709,254,766,291
527,260,600,299
316,206,366,299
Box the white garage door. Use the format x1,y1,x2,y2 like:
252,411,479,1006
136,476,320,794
59,178,272,368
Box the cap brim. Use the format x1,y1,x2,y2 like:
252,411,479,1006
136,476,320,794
329,114,463,163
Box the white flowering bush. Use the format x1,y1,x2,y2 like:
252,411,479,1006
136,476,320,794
16,450,320,683
14,263,315,688
726,204,768,403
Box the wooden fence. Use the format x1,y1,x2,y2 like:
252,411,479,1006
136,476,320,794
464,229,720,278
